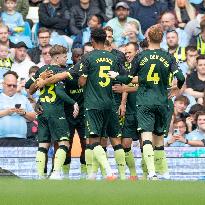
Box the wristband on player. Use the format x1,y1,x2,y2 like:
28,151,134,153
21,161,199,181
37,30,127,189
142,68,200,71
185,139,189,144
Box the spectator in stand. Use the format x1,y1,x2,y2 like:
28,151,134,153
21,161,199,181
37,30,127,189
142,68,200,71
165,118,188,147
185,55,205,105
11,42,35,80
159,0,175,11
82,41,94,54
190,20,205,55
37,44,52,67
69,0,103,35
72,14,103,49
129,0,167,33
160,12,189,50
0,24,15,48
29,0,42,7
178,111,205,144
38,0,70,36
106,2,142,45
115,21,144,47
0,0,29,20
0,71,36,139
103,26,116,48
184,14,205,43
0,43,13,81
178,46,198,76
166,29,186,63
186,103,205,132
192,0,205,13
1,0,25,35
27,27,50,64
174,0,196,29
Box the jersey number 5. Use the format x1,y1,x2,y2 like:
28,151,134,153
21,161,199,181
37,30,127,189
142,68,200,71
147,64,160,84
99,66,111,87
40,84,57,103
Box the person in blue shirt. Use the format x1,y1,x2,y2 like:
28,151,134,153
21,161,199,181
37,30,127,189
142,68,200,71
1,0,25,35
0,71,36,138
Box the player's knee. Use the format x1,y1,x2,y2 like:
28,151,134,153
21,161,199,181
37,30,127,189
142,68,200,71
86,144,93,150
80,155,86,164
113,144,123,151
38,147,48,154
142,140,152,146
58,145,69,153
154,146,164,150
102,147,107,152
124,147,131,153
91,142,100,149
64,156,71,165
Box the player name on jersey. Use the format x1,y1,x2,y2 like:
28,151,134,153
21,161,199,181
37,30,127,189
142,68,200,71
96,57,113,65
140,54,169,67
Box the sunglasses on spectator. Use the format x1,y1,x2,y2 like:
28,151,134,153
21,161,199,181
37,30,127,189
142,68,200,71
5,83,17,88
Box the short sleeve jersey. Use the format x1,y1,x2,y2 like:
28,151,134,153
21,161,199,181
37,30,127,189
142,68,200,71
76,50,120,110
26,65,67,117
131,49,180,105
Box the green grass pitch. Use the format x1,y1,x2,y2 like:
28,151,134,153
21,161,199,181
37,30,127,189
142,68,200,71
0,178,205,205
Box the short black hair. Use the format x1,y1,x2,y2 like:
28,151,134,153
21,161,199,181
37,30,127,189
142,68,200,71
126,42,139,51
89,14,104,26
91,28,107,44
196,54,205,63
3,71,18,79
185,46,197,54
189,104,205,115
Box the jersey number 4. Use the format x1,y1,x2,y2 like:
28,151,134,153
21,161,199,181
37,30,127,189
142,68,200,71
99,66,111,87
147,64,160,84
40,84,56,103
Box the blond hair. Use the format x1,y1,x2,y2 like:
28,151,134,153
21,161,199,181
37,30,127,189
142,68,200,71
175,0,196,23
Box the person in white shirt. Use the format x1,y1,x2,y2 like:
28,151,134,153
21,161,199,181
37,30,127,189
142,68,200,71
11,42,35,80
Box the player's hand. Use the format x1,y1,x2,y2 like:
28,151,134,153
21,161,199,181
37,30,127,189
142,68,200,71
35,78,46,89
34,102,44,115
168,86,180,99
39,69,53,80
73,102,79,118
112,84,124,93
108,71,119,79
118,104,126,117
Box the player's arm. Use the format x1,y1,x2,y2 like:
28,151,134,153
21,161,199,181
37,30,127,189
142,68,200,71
55,84,79,118
170,57,185,89
25,71,40,95
36,71,73,89
112,83,138,93
55,85,76,105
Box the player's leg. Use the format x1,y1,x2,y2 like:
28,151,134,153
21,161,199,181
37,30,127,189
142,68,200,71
36,142,50,179
77,121,87,178
137,105,156,179
85,109,114,179
49,116,70,179
36,115,51,179
122,114,138,180
153,135,169,179
108,109,126,180
99,137,108,178
85,138,93,177
153,105,170,179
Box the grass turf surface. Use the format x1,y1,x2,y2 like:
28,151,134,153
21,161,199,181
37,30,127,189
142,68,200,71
0,179,204,205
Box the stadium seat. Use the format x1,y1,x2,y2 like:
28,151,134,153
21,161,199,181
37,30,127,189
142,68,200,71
9,35,33,49
26,7,39,24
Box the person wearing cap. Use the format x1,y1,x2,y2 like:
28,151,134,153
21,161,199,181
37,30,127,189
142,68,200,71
11,42,35,81
106,1,142,45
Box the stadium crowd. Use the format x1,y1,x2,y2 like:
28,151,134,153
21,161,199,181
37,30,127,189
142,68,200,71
0,0,205,179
